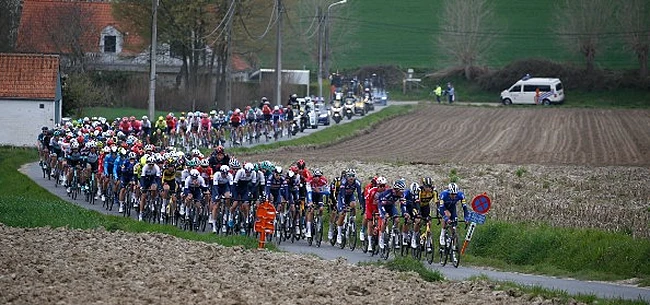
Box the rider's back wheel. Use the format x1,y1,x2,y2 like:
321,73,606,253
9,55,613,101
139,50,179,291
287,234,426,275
451,232,461,268
348,223,357,251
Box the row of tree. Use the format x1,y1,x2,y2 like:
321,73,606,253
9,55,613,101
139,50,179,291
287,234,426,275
438,0,650,79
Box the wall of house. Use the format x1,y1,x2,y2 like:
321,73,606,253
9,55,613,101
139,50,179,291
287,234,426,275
0,99,55,147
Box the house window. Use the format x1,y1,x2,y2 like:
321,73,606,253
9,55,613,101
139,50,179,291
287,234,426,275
104,36,117,53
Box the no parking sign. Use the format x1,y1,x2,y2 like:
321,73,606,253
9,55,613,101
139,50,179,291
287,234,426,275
471,193,491,214
462,193,492,255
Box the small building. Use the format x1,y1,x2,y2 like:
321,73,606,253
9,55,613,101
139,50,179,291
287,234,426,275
0,54,63,147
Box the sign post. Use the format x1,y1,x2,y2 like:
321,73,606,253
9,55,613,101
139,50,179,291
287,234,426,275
461,193,491,255
254,201,277,249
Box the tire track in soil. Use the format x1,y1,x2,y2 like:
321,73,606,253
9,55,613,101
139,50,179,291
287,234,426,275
243,105,650,167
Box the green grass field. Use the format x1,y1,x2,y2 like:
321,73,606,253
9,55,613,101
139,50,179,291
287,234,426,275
0,147,267,250
276,0,638,71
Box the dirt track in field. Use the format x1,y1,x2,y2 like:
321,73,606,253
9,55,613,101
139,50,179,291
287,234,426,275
0,225,569,305
246,105,650,166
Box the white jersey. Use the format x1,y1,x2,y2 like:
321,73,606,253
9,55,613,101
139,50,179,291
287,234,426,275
184,176,208,190
141,164,161,177
233,169,257,185
213,171,234,186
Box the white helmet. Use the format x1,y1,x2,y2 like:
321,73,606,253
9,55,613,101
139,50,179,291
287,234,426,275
274,166,283,174
190,169,200,178
274,105,280,111
147,156,155,164
376,176,387,185
70,142,80,149
142,115,148,120
128,151,137,159
448,183,459,194
220,165,230,172
244,162,254,171
200,159,209,167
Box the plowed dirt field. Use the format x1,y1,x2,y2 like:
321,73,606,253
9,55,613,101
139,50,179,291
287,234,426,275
249,105,650,166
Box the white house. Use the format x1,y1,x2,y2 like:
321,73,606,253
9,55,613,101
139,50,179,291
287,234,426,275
0,54,63,147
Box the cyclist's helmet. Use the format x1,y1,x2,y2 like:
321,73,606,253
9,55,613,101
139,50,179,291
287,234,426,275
147,156,155,164
410,182,420,194
393,179,406,191
200,159,209,167
229,158,241,169
313,168,322,177
42,126,48,131
128,152,137,159
244,162,254,172
346,168,356,178
190,169,200,178
210,110,217,116
261,96,269,103
422,177,433,188
71,142,80,150
448,183,459,194
376,176,388,186
288,170,295,178
274,166,283,174
220,165,230,173
296,159,306,170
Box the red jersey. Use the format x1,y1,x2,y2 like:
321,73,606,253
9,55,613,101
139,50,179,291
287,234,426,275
200,117,211,129
166,118,176,129
131,120,142,131
230,114,241,124
297,168,312,184
198,166,213,181
363,183,374,199
262,105,271,115
119,121,131,132
309,176,329,193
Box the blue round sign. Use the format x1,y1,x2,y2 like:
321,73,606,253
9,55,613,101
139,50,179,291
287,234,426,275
471,194,491,215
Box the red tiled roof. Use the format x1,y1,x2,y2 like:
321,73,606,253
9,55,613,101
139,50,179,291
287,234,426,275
0,53,60,100
16,0,144,55
232,55,252,72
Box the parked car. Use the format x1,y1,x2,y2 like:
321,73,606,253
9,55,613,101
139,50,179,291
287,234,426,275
500,78,565,105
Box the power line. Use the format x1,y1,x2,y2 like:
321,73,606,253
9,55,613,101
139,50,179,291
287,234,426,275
201,0,236,39
238,0,277,41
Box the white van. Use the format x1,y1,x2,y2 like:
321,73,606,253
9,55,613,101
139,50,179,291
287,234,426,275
500,78,565,105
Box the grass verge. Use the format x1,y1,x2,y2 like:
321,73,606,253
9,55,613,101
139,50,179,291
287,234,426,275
359,256,443,282
227,104,415,155
463,221,650,283
0,146,272,250
467,275,649,305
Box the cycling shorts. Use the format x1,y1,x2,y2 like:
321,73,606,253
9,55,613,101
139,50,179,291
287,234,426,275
212,184,231,201
365,202,378,221
337,194,356,213
311,192,326,208
232,183,250,201
379,204,399,220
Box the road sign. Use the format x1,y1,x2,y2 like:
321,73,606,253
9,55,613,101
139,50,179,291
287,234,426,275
465,210,486,224
471,193,491,215
461,222,477,255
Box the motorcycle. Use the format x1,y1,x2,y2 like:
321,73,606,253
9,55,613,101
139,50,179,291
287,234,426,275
299,111,309,132
344,99,355,120
331,102,343,124
290,118,300,136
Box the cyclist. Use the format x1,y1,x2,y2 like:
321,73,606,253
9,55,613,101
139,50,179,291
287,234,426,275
335,169,364,245
286,167,302,235
183,168,209,219
438,182,468,250
230,109,242,144
417,177,438,243
212,164,233,233
117,152,137,213
161,159,177,221
401,182,420,249
327,170,345,241
303,168,326,238
65,141,83,194
361,176,387,251
139,155,161,221
376,179,405,249
231,160,257,233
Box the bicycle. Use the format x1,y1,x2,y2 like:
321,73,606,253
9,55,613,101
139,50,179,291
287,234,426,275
380,216,400,260
439,219,463,268
414,216,435,263
307,207,324,247
68,166,80,200
339,206,357,251
85,172,97,205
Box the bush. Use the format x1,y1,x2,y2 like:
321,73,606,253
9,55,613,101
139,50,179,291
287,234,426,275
475,58,650,92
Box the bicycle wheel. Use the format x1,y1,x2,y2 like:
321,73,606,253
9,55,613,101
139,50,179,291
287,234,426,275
274,218,282,245
400,234,409,257
440,233,449,267
315,218,323,247
348,222,357,251
380,231,391,260
426,234,435,265
451,231,461,268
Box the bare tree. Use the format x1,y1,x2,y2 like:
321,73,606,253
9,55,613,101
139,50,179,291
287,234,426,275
555,0,613,73
437,0,496,80
0,0,21,52
618,0,650,78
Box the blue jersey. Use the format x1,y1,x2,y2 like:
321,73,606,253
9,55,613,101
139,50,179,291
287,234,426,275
103,154,116,176
376,188,401,207
337,178,364,205
401,189,418,215
438,190,465,217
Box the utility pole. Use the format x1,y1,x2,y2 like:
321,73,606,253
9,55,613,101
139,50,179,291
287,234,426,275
317,7,323,103
148,0,158,120
225,0,235,110
275,0,283,106
324,0,346,85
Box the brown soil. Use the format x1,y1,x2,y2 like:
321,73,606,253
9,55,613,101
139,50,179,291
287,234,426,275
247,105,650,166
0,225,571,305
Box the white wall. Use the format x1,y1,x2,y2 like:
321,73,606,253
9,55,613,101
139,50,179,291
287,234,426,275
0,99,55,147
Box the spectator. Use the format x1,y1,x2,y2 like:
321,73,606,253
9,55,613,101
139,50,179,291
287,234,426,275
445,82,455,104
433,84,443,103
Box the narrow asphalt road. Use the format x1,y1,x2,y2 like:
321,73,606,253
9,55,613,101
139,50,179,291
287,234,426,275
20,162,650,303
